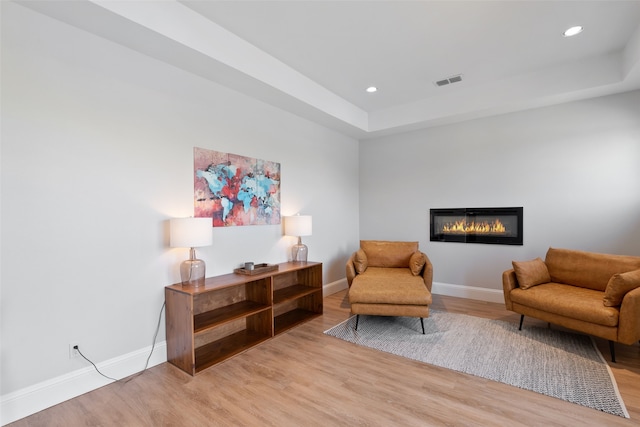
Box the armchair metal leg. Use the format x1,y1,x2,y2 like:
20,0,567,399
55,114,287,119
609,341,616,363
420,317,425,334
519,315,524,331
355,314,359,331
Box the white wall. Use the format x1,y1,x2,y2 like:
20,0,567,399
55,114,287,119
0,1,359,415
360,90,640,292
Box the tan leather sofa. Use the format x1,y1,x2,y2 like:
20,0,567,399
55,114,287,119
346,240,433,332
503,247,640,362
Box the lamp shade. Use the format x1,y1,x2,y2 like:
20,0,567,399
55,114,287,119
284,215,312,237
170,217,212,248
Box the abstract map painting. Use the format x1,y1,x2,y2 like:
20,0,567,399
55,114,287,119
194,147,281,227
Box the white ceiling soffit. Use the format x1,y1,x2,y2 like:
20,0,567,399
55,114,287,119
16,0,640,139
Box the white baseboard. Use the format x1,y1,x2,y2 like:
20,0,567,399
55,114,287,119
324,278,348,297
431,281,505,304
1,342,167,426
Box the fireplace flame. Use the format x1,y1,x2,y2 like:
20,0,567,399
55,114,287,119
442,219,506,234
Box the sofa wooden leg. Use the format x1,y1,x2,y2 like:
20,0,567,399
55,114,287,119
420,317,425,334
355,314,359,331
609,341,616,363
519,315,524,331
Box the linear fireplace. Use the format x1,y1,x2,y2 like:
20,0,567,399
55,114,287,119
430,207,523,245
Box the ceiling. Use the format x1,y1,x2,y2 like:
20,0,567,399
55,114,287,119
17,0,640,139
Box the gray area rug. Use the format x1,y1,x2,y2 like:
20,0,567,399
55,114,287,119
324,311,629,418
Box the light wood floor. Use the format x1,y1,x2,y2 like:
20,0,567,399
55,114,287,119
11,290,640,426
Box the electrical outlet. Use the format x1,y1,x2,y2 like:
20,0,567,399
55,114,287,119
69,343,80,359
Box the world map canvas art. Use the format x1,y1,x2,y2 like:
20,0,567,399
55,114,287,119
194,147,281,227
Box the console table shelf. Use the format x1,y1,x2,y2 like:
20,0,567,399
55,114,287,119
194,329,270,374
273,284,319,304
274,308,319,335
193,301,270,334
165,261,322,375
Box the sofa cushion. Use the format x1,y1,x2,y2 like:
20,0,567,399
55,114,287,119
349,267,431,305
360,240,419,268
512,257,550,290
354,249,368,274
545,248,640,291
510,283,619,327
603,268,640,307
409,251,426,276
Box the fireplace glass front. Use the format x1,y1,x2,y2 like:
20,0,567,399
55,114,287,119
430,207,523,245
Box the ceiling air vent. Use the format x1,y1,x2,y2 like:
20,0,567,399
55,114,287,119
434,74,463,87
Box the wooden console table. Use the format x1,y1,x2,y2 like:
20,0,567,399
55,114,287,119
165,261,323,375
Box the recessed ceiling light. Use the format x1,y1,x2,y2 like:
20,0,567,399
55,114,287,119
563,26,583,37
366,86,377,93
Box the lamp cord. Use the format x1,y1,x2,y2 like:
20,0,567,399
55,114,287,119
141,301,165,373
77,301,166,384
75,346,117,381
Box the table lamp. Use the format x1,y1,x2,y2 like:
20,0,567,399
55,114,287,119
170,217,212,287
284,215,312,262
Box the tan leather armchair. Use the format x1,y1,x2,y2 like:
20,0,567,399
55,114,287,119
346,240,433,332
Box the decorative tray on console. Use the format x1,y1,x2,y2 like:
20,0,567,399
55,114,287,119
233,263,279,275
